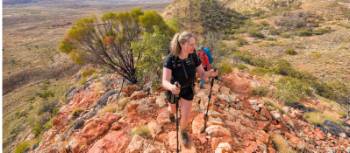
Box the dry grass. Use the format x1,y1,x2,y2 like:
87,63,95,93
3,77,72,153
98,103,119,115
3,2,170,152
271,133,296,153
131,125,151,138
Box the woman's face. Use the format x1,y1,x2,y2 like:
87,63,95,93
182,37,196,54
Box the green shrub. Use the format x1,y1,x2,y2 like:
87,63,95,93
72,108,84,119
235,63,248,70
303,111,341,126
233,51,272,68
280,32,292,38
14,141,31,153
272,60,313,80
36,90,55,99
275,77,312,105
31,114,54,137
236,37,248,46
272,60,296,76
250,67,271,76
269,27,281,35
252,86,269,96
312,80,350,103
313,27,332,35
15,111,27,118
310,51,321,59
38,101,58,115
296,27,332,36
296,28,314,36
249,30,265,38
43,119,53,129
81,67,96,78
218,61,233,75
32,121,43,137
285,48,297,55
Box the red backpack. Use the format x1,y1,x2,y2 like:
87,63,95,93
197,50,211,71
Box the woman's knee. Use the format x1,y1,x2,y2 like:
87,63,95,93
180,98,192,116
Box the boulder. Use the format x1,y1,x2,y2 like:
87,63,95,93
214,142,232,153
205,125,231,137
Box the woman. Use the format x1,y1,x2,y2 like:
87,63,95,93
162,31,218,147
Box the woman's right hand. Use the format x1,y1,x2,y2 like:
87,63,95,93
170,83,180,95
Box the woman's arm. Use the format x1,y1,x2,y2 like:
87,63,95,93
196,65,218,81
162,67,180,95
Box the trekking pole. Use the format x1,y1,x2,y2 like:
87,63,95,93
173,82,180,153
201,76,215,133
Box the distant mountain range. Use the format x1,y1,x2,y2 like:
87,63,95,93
3,0,172,5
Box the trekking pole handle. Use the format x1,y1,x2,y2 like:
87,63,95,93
175,82,180,87
213,68,219,80
174,82,180,97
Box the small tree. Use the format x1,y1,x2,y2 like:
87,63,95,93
59,8,173,83
132,27,172,83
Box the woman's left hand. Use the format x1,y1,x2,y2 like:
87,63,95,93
209,69,218,78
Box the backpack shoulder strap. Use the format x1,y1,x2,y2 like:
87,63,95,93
170,55,177,69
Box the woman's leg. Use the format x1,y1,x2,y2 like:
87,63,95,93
179,98,192,130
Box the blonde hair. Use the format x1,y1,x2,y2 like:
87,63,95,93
170,31,195,56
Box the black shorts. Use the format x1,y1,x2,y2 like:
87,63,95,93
166,87,194,104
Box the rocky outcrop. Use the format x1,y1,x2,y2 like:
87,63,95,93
32,72,350,153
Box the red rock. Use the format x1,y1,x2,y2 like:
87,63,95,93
314,128,325,140
214,142,232,153
256,121,270,130
80,120,110,142
243,141,258,152
147,120,162,138
240,119,255,128
345,119,350,126
268,146,276,153
111,122,123,131
255,130,269,144
194,133,207,144
126,103,139,115
123,85,139,96
260,107,272,120
241,130,256,141
285,132,301,145
210,137,222,149
282,115,294,128
156,133,168,142
192,113,205,135
70,113,119,152
168,131,177,151
225,120,241,134
205,125,231,137
222,72,252,95
125,135,145,153
130,91,148,100
52,112,70,130
70,90,100,110
87,130,131,153
156,108,170,125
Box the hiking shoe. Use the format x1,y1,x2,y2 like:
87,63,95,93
169,113,176,123
181,130,191,147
